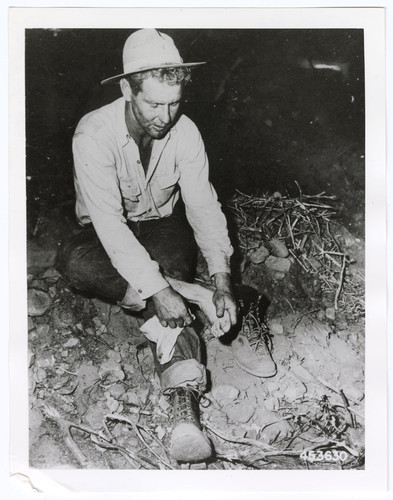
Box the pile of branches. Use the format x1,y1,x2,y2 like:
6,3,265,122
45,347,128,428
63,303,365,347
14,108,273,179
228,186,364,318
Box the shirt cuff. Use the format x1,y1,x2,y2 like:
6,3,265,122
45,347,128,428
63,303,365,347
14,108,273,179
207,254,232,278
132,271,169,300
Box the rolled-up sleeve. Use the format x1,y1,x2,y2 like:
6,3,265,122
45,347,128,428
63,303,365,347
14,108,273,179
73,132,169,299
177,121,233,276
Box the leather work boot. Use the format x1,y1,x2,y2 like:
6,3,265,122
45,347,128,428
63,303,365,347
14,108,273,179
232,302,277,378
170,387,212,463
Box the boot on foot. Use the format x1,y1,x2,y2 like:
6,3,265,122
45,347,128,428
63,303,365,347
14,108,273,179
170,387,212,463
232,302,277,378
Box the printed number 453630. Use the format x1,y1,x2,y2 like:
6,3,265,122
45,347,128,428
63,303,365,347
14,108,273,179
300,449,349,462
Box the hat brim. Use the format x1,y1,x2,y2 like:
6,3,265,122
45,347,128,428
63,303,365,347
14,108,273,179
101,61,206,85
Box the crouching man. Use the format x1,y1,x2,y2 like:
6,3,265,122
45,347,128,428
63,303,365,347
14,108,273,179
58,29,238,463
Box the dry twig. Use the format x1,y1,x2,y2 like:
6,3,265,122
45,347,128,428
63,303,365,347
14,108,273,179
204,420,276,451
104,413,175,470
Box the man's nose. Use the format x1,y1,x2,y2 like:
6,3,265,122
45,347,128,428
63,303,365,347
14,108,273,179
158,105,171,125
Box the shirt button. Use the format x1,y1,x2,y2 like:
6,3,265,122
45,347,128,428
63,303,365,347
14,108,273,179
138,289,142,294
147,208,152,213
137,160,141,164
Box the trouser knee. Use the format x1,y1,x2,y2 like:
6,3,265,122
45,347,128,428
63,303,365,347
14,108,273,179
57,231,99,289
159,250,197,283
57,230,128,302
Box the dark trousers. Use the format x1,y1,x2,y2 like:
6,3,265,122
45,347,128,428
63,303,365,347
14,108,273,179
57,202,201,378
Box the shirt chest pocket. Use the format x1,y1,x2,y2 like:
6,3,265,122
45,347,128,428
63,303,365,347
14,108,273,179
120,179,140,201
152,172,180,207
119,179,141,212
156,172,180,190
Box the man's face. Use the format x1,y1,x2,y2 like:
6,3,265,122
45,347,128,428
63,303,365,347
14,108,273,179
130,77,183,140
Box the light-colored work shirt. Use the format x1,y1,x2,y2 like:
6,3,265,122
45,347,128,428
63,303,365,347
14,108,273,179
73,97,233,299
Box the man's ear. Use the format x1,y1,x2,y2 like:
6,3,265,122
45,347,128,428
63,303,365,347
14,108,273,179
120,78,132,102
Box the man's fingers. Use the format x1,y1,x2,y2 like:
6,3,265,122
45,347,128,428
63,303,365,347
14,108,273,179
228,303,238,326
158,313,193,330
177,311,193,328
184,314,193,327
220,317,231,334
176,317,184,328
225,298,238,326
215,297,225,318
214,294,238,330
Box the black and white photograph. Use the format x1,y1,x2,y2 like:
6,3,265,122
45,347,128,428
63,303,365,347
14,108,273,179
8,5,387,495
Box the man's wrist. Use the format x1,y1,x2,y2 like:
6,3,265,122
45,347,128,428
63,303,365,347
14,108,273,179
134,272,169,300
212,272,232,291
151,284,171,300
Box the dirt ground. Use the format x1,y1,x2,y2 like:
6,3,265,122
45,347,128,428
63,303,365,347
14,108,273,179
27,212,365,470
25,29,365,470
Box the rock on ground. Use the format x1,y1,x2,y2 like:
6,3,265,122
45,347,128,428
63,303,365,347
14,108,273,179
223,399,257,424
211,384,240,404
263,256,292,280
249,244,270,264
28,289,52,316
266,239,289,258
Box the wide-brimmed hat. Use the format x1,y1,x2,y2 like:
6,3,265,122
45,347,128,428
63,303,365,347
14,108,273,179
101,29,206,85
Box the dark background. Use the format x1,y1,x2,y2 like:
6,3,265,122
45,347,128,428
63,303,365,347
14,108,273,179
25,29,365,236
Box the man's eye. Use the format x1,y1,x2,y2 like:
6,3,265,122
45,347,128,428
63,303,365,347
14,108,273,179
170,102,179,108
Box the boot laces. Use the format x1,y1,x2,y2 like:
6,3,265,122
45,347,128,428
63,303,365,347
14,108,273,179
241,304,273,356
173,387,200,426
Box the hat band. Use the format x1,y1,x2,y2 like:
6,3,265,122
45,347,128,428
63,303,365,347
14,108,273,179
123,57,184,75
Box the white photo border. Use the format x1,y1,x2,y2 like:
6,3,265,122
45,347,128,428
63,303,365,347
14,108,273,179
8,5,387,496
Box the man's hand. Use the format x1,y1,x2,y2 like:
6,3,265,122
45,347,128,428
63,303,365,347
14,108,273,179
212,272,238,331
152,286,193,329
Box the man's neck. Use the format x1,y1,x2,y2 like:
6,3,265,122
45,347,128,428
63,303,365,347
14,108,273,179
125,102,151,149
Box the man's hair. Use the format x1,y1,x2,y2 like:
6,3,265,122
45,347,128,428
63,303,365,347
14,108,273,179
126,67,192,95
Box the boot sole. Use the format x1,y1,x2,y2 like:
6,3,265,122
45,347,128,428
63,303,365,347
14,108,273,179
233,357,277,378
